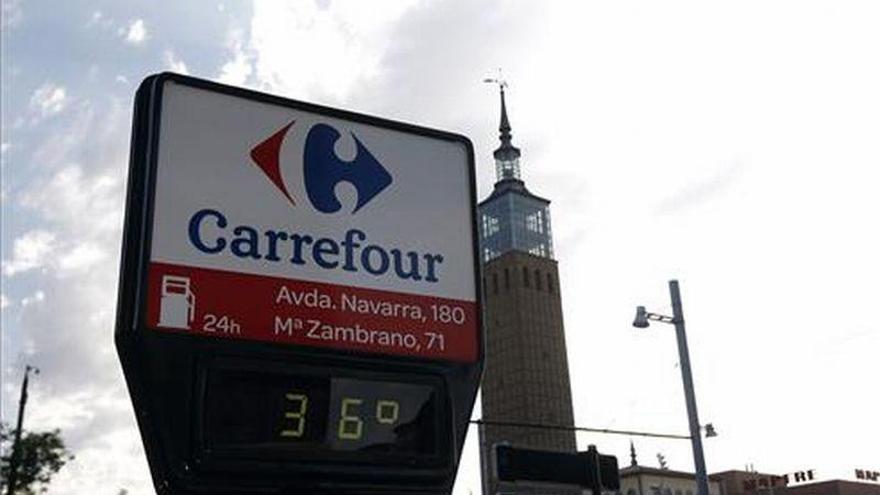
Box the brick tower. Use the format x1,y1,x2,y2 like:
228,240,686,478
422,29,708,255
478,82,578,495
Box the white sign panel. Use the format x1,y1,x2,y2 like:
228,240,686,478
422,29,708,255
144,80,479,361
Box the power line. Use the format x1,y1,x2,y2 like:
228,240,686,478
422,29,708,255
471,419,691,440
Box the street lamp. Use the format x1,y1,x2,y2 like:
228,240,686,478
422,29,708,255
633,280,710,495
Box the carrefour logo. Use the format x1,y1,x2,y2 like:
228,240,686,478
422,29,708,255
183,121,444,284
250,121,393,214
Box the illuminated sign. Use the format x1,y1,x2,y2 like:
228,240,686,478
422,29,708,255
202,361,443,461
115,73,483,494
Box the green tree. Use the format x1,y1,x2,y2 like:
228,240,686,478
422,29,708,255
1,423,74,494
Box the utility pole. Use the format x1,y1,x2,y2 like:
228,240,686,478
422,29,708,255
6,365,39,495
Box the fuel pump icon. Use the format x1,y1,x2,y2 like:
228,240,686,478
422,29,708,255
158,275,195,329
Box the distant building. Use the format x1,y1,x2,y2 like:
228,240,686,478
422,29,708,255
619,465,723,495
781,480,880,495
711,470,789,495
620,444,722,495
478,83,578,495
710,470,880,495
619,443,880,495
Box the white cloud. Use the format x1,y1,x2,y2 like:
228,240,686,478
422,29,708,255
19,97,128,241
86,10,103,28
163,50,189,75
123,18,148,45
1,294,9,309
216,28,252,86
12,384,148,494
115,75,129,84
42,409,149,494
22,165,123,237
1,142,9,154
3,91,139,488
21,290,45,307
58,243,106,274
218,54,251,86
248,1,418,101
29,82,68,118
2,230,56,276
86,10,115,31
2,15,149,493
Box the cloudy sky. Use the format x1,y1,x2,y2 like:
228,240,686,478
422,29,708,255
2,0,879,493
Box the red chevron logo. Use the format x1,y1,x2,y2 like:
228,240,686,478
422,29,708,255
249,120,296,207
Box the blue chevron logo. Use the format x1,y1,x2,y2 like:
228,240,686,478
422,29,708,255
250,122,393,214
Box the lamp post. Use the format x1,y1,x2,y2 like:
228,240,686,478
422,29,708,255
6,365,39,495
633,280,710,495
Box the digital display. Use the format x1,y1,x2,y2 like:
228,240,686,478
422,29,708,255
203,367,440,459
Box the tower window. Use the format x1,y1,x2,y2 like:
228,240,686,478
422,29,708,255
492,272,499,295
526,210,544,233
528,243,548,258
504,268,510,290
496,158,521,181
535,269,542,290
522,266,530,287
483,247,499,262
547,273,555,293
481,214,500,238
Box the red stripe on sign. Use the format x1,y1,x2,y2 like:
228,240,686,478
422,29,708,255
145,262,479,362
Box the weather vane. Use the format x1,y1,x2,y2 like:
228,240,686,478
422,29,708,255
483,68,507,90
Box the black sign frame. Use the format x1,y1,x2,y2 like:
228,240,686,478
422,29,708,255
115,72,484,495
